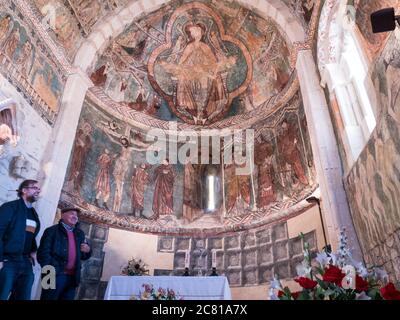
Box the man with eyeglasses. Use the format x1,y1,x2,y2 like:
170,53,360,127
0,179,41,300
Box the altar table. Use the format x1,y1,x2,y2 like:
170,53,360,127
104,276,232,300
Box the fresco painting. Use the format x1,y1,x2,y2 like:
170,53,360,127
0,12,64,112
346,34,400,258
90,0,292,124
61,94,316,232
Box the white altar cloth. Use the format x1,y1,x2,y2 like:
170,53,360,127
104,276,232,300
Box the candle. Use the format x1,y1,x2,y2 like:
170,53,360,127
184,250,190,268
212,249,217,268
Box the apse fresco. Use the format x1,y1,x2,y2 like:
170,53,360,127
90,0,292,125
61,93,317,235
0,11,64,113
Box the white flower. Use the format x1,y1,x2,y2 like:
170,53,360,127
269,288,279,300
356,292,371,300
296,263,307,277
316,252,330,267
355,262,369,278
270,277,282,290
329,253,338,266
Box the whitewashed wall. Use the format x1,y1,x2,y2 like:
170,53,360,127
0,74,52,204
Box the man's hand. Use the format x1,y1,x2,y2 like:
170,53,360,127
30,252,37,266
0,262,3,271
80,243,91,253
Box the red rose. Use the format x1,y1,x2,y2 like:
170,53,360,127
295,277,318,289
380,283,400,300
278,290,285,298
323,265,345,286
355,275,369,292
291,291,301,300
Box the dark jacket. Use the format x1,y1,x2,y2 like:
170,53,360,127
37,221,91,286
0,198,41,262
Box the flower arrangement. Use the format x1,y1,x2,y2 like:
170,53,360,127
121,257,149,276
269,229,400,300
130,284,182,300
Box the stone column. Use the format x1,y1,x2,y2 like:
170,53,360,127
296,50,363,261
32,71,91,299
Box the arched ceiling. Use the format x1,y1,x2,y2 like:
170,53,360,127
27,0,321,131
90,0,293,125
20,0,321,236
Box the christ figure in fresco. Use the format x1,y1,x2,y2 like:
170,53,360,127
151,159,175,219
277,120,308,186
112,144,131,212
160,23,235,124
131,163,150,217
95,148,116,210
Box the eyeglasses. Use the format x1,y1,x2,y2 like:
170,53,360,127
24,186,40,190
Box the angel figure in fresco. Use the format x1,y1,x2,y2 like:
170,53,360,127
160,23,236,124
277,120,308,187
0,15,12,45
90,62,110,87
68,122,93,193
95,148,117,210
130,163,150,217
151,159,175,219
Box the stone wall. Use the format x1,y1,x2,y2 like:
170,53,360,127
0,73,51,204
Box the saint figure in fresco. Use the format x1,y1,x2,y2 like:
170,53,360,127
3,27,20,60
151,159,175,219
277,120,308,186
95,148,116,210
15,41,33,77
224,162,251,215
68,122,92,192
0,15,12,45
130,163,150,217
160,23,235,124
255,142,276,208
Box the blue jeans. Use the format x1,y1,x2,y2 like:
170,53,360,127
0,258,34,300
40,274,76,300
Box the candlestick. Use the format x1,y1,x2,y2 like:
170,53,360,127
212,249,217,268
184,250,190,269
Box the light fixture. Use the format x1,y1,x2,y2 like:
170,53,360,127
370,8,400,33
